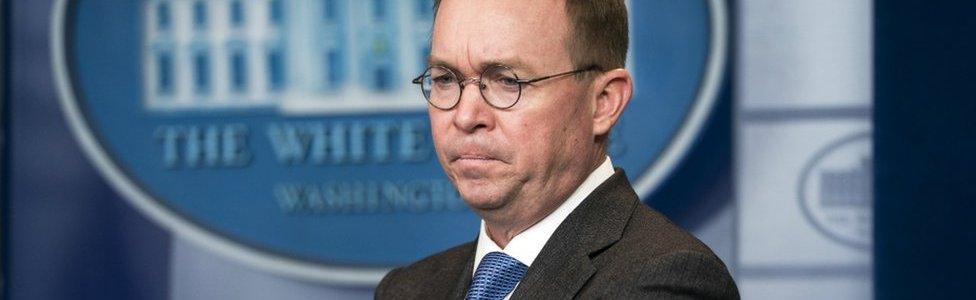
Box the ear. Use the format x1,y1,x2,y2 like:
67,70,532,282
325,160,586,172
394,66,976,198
590,68,633,136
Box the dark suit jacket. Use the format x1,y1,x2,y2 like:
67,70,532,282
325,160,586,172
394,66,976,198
376,170,739,299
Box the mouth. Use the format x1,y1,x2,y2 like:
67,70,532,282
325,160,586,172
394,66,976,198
449,152,507,174
453,154,499,162
445,140,507,166
450,154,503,179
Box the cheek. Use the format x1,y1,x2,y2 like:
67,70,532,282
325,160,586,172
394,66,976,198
428,113,452,154
505,111,571,161
531,95,590,153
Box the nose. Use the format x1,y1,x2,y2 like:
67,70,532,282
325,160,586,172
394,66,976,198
452,79,495,133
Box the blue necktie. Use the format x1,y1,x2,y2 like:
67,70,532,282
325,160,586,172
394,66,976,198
466,251,528,300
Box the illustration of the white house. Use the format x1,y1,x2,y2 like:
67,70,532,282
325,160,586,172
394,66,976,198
142,0,434,113
819,157,872,209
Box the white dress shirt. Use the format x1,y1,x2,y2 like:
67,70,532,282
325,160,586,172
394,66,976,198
472,157,615,299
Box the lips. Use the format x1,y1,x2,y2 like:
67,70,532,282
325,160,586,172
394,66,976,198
443,140,509,179
453,154,499,162
445,139,507,164
450,151,504,179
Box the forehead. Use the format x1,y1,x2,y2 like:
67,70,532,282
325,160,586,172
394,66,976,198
430,0,570,73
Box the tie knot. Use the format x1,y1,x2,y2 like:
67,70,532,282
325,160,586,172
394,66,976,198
466,252,528,300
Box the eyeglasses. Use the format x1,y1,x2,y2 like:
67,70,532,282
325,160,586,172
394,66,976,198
412,64,602,110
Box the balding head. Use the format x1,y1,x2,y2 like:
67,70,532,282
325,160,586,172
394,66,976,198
432,0,629,70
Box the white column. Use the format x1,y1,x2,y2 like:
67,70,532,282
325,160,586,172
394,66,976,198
734,1,874,299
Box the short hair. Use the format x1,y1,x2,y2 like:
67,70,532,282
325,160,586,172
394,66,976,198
432,0,629,70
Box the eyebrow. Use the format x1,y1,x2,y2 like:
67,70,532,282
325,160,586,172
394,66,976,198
427,56,536,76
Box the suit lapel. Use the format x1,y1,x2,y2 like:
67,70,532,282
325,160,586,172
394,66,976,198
510,250,596,299
509,170,639,299
448,248,476,299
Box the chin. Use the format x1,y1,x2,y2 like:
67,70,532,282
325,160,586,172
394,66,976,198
456,180,511,211
462,196,508,211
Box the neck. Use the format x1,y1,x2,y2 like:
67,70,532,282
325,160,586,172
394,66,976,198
484,223,521,249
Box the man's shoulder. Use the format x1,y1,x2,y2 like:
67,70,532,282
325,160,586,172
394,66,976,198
589,204,739,298
623,204,717,255
375,241,475,299
578,169,725,262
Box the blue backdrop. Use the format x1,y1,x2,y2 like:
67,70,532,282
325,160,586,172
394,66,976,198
10,0,976,299
2,0,731,298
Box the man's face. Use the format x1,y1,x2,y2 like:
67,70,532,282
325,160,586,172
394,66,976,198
429,0,599,216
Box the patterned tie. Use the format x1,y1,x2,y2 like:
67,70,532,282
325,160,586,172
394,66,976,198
466,251,528,300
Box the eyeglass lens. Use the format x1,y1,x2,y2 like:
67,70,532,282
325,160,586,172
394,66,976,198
420,66,522,109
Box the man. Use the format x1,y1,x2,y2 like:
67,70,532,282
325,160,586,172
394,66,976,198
376,0,738,299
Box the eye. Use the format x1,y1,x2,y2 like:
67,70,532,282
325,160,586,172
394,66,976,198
488,71,519,86
431,74,457,85
485,66,521,92
425,67,458,88
498,77,519,87
489,75,520,94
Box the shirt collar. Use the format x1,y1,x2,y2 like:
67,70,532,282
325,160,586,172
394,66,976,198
474,156,615,273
